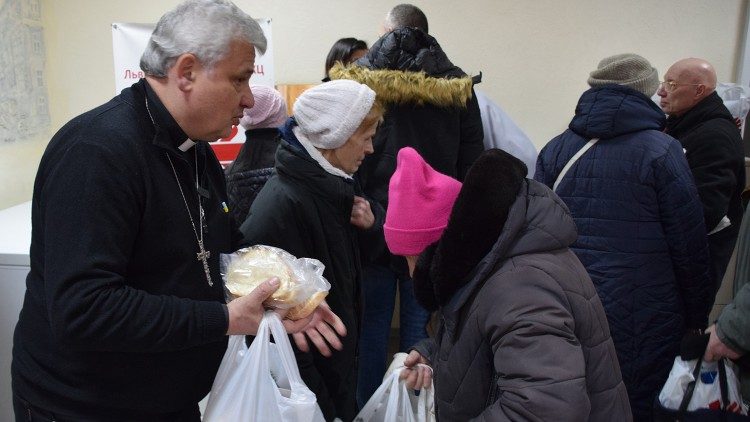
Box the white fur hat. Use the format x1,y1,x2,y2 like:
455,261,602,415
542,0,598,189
293,79,376,149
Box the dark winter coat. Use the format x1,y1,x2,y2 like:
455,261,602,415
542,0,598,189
666,91,746,288
535,85,713,420
329,27,484,269
225,127,280,228
12,79,232,418
413,149,631,421
665,91,745,235
239,121,383,421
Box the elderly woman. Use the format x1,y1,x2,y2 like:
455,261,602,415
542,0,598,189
384,147,632,421
239,79,384,422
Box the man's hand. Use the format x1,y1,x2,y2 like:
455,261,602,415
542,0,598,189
226,277,280,335
350,195,375,229
704,324,743,361
399,350,432,390
289,301,347,357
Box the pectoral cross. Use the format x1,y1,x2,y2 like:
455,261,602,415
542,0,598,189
197,240,213,286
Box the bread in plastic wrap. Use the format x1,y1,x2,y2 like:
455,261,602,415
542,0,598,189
221,245,331,320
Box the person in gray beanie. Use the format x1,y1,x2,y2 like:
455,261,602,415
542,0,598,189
587,53,660,97
536,53,712,420
239,79,386,421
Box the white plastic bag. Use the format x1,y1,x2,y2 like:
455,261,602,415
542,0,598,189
658,356,747,415
354,353,435,422
717,82,750,121
203,311,325,422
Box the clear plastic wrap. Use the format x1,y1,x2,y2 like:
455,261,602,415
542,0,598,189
220,245,331,320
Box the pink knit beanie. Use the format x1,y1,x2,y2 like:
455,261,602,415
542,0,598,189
240,85,288,130
384,147,462,256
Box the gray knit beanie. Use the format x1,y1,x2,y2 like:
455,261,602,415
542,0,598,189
293,79,376,149
587,53,659,97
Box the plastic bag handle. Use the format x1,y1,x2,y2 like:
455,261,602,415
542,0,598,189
263,311,314,398
717,359,730,410
677,358,704,416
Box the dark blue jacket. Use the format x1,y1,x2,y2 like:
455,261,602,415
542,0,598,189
535,85,713,421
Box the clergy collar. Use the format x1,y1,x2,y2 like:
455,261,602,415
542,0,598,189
142,79,195,152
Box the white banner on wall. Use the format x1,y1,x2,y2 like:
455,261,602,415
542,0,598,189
111,19,274,94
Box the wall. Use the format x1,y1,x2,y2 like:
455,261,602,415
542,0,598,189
0,0,744,209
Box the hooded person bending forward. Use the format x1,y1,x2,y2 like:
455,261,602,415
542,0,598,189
385,147,632,421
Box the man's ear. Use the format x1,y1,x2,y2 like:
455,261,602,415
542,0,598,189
695,84,707,98
173,53,198,91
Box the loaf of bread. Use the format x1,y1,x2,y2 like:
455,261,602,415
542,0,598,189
224,246,328,320
286,291,328,320
225,246,297,301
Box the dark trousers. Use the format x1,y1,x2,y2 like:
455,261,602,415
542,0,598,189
13,394,201,422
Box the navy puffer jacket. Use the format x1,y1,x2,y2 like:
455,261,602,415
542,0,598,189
535,85,713,421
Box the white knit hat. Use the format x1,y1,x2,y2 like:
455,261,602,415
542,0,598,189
292,79,376,149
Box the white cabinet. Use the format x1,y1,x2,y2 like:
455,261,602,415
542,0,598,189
0,201,31,421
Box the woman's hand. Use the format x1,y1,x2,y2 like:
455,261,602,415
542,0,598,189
350,195,375,229
399,350,432,390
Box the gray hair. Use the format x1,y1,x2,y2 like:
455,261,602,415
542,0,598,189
140,0,267,77
385,4,428,33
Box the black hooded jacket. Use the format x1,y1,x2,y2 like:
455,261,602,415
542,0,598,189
330,28,484,269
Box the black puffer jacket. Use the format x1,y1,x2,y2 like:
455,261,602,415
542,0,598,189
225,127,279,228
330,27,484,268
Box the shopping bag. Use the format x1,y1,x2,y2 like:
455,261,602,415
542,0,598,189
203,311,325,422
654,356,748,421
354,353,435,422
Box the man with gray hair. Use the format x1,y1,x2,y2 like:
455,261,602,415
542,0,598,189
11,1,343,420
659,58,746,296
536,53,712,420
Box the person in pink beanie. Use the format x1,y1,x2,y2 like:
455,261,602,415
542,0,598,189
381,147,631,421
384,147,461,271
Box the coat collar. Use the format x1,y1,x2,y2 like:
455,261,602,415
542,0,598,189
570,85,666,140
665,91,734,138
130,79,193,154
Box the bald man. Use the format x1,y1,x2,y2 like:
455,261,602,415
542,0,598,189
659,58,745,298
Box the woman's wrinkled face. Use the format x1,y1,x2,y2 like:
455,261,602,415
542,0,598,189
327,115,378,175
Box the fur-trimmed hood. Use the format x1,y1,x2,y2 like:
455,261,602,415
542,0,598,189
413,149,578,313
328,27,475,108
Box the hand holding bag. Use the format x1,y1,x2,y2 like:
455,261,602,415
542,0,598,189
203,311,325,422
354,361,435,422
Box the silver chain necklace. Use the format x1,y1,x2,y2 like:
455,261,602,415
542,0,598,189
145,96,213,286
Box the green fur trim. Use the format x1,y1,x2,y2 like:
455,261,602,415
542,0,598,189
329,63,473,108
